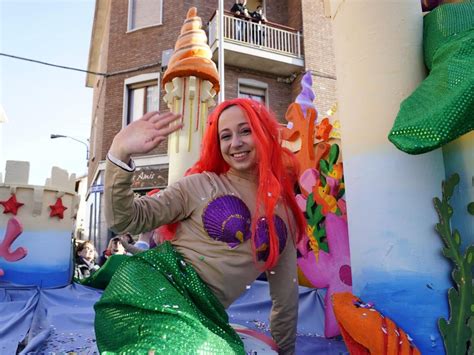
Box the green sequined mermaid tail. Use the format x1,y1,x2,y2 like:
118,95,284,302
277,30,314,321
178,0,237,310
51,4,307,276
389,1,474,154
94,242,245,354
79,254,128,289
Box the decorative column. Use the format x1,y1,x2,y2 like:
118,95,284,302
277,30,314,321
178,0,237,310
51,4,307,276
162,7,220,185
327,1,451,353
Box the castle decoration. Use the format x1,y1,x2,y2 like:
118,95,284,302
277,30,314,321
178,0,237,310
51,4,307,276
49,197,67,219
0,193,24,215
162,7,220,185
0,161,79,287
281,72,350,338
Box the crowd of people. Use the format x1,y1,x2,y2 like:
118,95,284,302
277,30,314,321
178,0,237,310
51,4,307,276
73,230,159,281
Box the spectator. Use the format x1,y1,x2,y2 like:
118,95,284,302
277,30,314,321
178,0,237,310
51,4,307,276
251,6,267,45
74,241,99,280
230,0,250,41
98,237,127,266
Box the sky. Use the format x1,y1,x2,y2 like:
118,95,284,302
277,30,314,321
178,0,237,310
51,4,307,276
0,0,95,185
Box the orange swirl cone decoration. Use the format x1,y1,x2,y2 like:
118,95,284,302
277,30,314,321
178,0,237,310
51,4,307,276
332,292,421,355
162,7,219,92
163,7,220,184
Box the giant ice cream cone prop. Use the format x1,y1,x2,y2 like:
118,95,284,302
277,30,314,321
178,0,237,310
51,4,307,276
163,7,219,185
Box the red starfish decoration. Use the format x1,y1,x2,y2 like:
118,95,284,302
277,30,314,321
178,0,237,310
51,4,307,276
49,197,67,219
0,194,24,215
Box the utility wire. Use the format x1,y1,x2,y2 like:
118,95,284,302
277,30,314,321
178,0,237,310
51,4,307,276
0,52,106,76
0,52,162,77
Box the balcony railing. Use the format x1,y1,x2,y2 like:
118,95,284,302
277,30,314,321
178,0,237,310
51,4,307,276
208,11,302,58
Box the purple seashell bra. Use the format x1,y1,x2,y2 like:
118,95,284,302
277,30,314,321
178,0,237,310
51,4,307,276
255,215,287,261
202,195,288,261
202,195,252,248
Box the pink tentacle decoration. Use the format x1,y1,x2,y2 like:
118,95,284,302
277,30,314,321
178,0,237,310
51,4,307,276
0,217,28,262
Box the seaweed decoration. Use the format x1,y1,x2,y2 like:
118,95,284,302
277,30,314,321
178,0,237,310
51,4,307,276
433,173,473,355
305,195,327,253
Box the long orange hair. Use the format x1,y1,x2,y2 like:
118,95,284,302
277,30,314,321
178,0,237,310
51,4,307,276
188,98,306,270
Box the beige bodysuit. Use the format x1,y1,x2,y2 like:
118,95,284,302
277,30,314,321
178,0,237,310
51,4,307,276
104,159,299,354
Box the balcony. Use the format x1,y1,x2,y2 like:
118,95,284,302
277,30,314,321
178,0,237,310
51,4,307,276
208,11,304,76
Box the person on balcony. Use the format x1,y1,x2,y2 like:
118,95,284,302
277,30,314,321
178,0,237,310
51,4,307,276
94,98,307,354
230,0,250,41
251,6,267,45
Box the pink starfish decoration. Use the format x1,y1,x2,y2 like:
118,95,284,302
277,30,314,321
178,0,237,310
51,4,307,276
297,213,352,338
0,217,28,276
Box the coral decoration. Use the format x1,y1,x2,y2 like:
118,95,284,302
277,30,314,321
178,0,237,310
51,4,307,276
295,72,316,117
298,213,352,338
0,217,27,276
316,117,333,142
332,292,421,355
162,7,220,93
296,145,346,253
49,197,67,219
0,194,24,215
282,103,318,171
433,173,473,355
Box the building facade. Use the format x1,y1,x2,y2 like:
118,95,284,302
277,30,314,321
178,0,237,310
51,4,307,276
85,0,336,253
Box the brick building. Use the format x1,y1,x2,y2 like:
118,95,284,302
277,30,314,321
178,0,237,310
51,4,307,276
85,0,336,252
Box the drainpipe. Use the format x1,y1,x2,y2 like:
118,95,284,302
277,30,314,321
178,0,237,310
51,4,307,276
218,0,225,103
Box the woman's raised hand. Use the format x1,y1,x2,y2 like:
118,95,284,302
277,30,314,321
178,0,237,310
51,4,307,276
109,111,182,163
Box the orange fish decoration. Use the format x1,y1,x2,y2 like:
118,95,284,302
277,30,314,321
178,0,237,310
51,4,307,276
332,292,421,355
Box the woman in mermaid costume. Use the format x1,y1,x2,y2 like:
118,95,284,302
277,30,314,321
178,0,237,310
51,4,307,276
95,98,307,354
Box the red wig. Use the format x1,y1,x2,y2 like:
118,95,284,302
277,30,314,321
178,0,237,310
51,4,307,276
188,98,306,270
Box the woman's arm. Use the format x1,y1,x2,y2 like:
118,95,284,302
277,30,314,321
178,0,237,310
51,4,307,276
266,239,298,354
104,159,189,235
104,111,185,234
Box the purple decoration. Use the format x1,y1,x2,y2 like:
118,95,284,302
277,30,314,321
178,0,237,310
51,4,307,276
254,216,287,261
421,0,442,12
295,72,315,117
339,264,352,286
202,195,251,248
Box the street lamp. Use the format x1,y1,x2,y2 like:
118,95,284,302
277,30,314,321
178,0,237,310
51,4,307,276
50,134,89,166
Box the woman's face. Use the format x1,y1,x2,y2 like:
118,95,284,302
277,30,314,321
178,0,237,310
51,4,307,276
78,243,95,262
218,106,257,175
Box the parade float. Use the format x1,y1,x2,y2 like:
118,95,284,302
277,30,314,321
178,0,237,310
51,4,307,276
1,1,472,354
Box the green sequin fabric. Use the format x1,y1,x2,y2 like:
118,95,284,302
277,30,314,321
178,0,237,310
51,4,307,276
389,1,474,154
94,242,245,354
80,254,128,290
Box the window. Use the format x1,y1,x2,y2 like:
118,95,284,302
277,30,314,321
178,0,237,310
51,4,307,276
238,79,268,105
123,73,160,125
128,83,159,122
128,0,163,31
